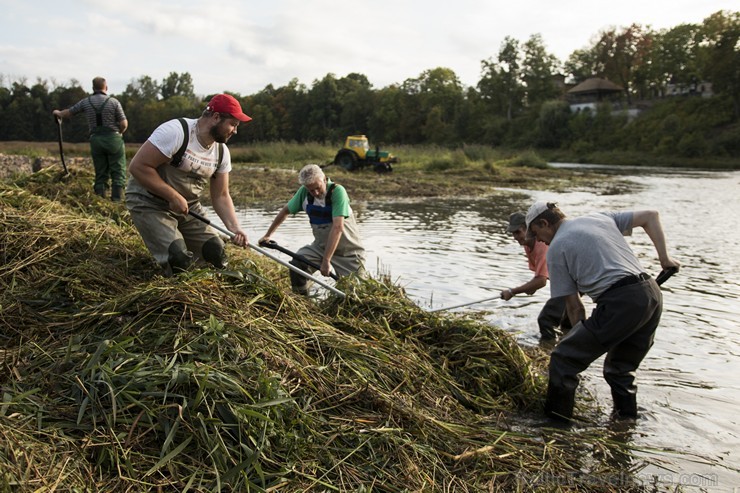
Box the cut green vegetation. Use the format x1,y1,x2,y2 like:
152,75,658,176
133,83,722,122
0,164,666,492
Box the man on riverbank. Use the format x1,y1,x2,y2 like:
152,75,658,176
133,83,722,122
500,211,570,340
259,164,365,295
526,201,680,422
52,77,128,200
125,93,250,276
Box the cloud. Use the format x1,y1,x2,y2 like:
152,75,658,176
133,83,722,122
0,0,736,96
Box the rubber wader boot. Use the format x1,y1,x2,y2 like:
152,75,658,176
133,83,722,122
540,326,558,340
289,261,310,295
289,270,310,295
611,390,638,420
202,237,228,269
111,185,123,202
94,185,106,198
168,239,194,274
544,384,576,423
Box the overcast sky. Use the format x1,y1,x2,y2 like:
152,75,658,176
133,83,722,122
1,0,736,97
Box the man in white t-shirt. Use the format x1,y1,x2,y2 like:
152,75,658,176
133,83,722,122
126,94,251,275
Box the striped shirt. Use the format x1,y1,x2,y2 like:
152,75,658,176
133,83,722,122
69,92,127,135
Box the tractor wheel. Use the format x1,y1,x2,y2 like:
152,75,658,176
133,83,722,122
335,151,357,171
374,162,393,173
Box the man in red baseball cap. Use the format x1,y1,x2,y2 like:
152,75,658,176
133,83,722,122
125,94,252,275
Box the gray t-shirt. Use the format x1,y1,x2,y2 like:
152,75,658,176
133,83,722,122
69,92,127,134
546,212,644,301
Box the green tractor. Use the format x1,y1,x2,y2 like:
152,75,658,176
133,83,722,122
333,135,398,172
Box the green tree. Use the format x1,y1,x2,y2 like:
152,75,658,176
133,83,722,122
4,81,42,141
243,86,279,142
122,75,161,101
479,37,525,121
536,100,571,148
700,10,740,117
274,79,309,142
522,34,561,107
336,73,374,137
306,74,341,141
648,23,702,97
454,87,489,143
564,41,605,84
161,72,195,99
575,25,648,104
368,85,403,144
413,67,464,144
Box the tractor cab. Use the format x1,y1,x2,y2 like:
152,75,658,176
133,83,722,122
346,136,370,159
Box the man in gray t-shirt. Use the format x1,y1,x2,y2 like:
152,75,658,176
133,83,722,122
526,201,680,422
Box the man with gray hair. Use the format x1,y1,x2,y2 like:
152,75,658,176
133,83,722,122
53,77,128,200
526,201,680,422
260,164,366,294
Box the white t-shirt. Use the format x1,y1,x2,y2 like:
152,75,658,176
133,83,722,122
149,118,232,178
128,118,232,204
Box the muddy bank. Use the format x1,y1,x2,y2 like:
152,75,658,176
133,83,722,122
1,152,615,207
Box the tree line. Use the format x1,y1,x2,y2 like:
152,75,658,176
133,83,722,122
1,10,737,159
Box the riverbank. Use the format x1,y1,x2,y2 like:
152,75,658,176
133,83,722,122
0,164,656,491
540,148,740,169
0,150,623,207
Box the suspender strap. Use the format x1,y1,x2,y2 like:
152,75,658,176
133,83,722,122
307,183,335,206
88,95,111,127
170,118,224,168
170,118,189,167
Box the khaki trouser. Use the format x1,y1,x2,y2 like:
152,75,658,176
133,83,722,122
289,243,366,294
127,199,223,272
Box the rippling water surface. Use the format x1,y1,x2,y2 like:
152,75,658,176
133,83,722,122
222,166,740,490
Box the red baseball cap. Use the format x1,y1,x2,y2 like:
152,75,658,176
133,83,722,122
206,94,252,122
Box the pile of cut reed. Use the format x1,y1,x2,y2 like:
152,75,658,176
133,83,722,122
0,165,647,492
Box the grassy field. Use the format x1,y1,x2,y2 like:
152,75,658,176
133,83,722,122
0,140,545,170
0,140,625,208
3,139,738,172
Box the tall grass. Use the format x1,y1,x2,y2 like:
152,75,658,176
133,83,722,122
3,139,737,169
229,141,335,168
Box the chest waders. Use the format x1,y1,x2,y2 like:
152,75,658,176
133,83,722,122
305,183,335,225
88,96,115,197
166,119,227,274
289,184,336,293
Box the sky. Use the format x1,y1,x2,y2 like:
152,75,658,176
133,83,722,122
1,0,736,98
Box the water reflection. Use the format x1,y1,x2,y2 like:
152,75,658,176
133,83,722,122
223,167,740,490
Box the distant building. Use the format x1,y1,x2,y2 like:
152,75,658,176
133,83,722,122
566,77,623,112
665,77,713,98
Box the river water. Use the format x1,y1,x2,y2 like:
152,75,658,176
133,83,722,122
223,165,740,491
